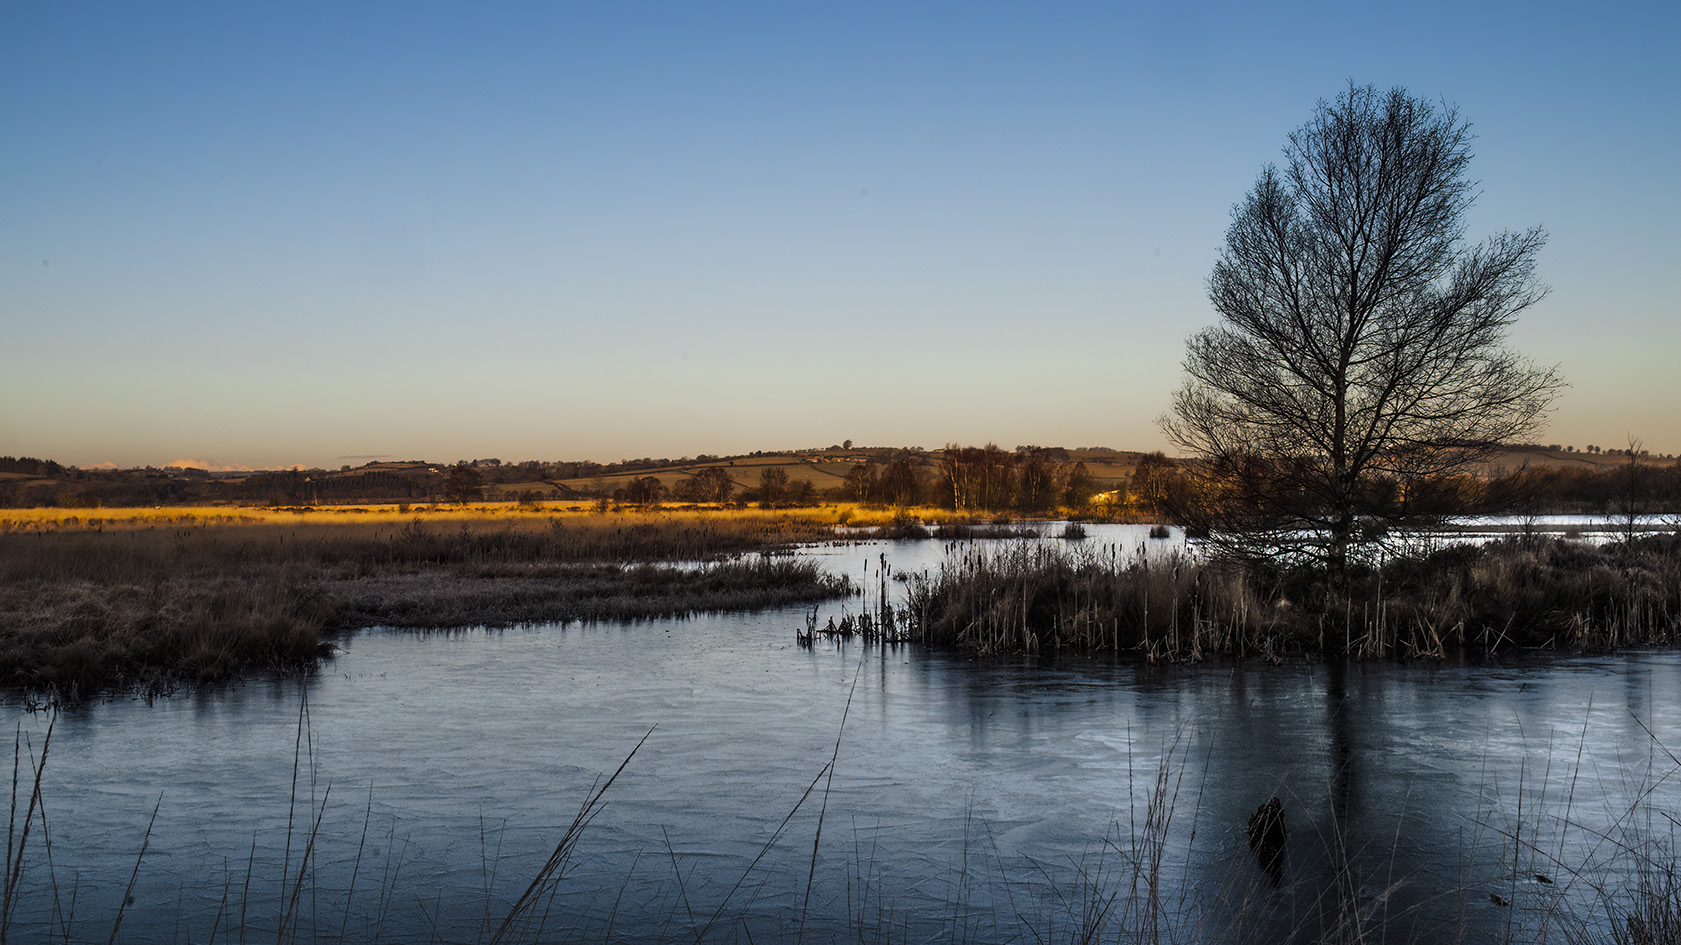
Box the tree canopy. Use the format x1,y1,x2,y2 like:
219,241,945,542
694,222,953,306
1162,85,1563,573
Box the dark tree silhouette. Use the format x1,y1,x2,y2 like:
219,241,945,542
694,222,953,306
674,466,734,504
1063,462,1098,508
757,466,789,506
876,452,926,507
624,475,666,508
1161,85,1562,573
444,463,484,504
840,464,878,503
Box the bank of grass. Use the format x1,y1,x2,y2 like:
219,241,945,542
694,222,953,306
0,510,855,696
902,535,1681,659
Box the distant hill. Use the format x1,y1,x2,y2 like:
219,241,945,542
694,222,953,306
1476,445,1671,475
0,446,1159,509
2,443,1673,510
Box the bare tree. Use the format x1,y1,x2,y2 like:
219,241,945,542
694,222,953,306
444,462,484,505
1062,462,1098,509
1129,452,1182,517
674,466,734,504
1617,436,1648,545
841,463,878,504
1161,85,1563,574
939,444,1013,511
757,466,789,507
877,451,926,507
624,475,665,509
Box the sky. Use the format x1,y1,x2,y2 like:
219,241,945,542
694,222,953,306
3,2,1677,470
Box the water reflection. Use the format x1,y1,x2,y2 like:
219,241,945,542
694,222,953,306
4,529,1678,942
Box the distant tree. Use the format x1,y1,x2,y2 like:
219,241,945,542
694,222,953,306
1063,462,1098,509
673,466,733,504
939,444,1013,511
695,466,734,504
0,457,64,477
1015,452,1065,513
787,479,817,506
841,464,878,504
842,439,853,450
444,462,484,504
671,476,701,503
1162,85,1562,574
758,466,790,506
1617,437,1650,543
877,452,926,506
1130,452,1179,515
624,476,665,508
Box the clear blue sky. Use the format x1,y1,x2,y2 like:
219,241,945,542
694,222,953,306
4,2,1677,469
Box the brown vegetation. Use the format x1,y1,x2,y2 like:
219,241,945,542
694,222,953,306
902,536,1681,660
0,511,852,696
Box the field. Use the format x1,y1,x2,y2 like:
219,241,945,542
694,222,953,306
0,501,825,531
0,500,996,534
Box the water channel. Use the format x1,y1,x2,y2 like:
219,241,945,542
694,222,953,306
7,525,1679,943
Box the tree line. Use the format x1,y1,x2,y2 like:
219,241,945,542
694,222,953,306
618,446,1104,513
5,446,1677,519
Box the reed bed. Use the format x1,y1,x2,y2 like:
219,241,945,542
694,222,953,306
322,557,848,631
899,535,1681,660
0,513,852,696
901,545,1256,659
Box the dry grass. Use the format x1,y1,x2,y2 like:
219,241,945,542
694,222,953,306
0,510,855,696
0,502,869,533
902,545,1278,659
901,535,1681,661
1344,534,1681,657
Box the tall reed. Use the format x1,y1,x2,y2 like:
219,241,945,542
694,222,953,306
900,544,1286,660
899,535,1681,660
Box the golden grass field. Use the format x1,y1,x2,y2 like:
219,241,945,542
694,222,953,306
0,501,964,533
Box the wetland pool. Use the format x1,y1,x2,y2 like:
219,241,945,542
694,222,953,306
8,527,1678,943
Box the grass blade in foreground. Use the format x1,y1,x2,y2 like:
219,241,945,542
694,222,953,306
490,727,654,945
